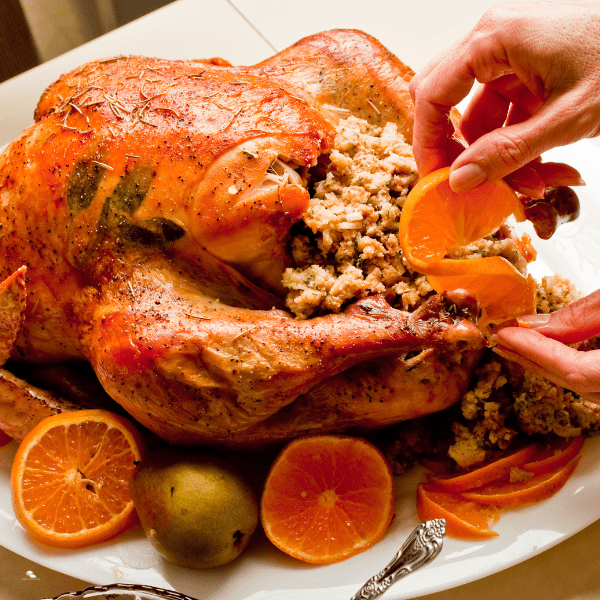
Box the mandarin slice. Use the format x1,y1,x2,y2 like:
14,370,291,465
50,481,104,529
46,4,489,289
426,257,537,329
260,435,394,564
11,409,144,548
524,435,584,476
429,445,537,493
462,458,580,507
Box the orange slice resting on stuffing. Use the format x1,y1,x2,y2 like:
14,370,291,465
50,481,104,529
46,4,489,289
462,457,580,507
524,435,584,476
11,409,144,548
399,167,537,328
428,445,537,493
260,435,395,564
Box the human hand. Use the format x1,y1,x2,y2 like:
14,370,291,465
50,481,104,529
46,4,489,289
409,0,600,194
492,289,600,403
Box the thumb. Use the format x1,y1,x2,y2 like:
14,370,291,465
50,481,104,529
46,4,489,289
517,288,600,345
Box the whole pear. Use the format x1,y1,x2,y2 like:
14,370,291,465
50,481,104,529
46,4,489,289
130,449,258,568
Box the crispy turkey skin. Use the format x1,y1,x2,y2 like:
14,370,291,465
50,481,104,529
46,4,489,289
0,30,485,448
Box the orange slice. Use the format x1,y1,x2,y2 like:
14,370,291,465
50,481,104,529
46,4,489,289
427,257,537,327
399,167,536,328
416,483,499,540
428,445,537,493
260,435,394,564
11,409,144,548
524,435,584,476
462,457,580,507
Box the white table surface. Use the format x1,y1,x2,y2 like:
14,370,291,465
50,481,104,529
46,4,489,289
2,0,600,598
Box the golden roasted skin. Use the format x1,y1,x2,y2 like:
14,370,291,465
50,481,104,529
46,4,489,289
0,30,485,448
0,267,26,365
256,29,415,139
80,252,483,446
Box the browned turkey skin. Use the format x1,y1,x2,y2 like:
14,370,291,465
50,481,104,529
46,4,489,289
0,30,485,448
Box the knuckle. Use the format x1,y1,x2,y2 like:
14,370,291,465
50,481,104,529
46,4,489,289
488,129,534,170
476,5,506,31
557,305,580,332
565,353,600,394
565,369,587,392
565,370,594,394
408,76,420,100
476,3,521,32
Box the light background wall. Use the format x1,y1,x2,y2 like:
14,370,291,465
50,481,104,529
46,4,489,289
20,0,174,63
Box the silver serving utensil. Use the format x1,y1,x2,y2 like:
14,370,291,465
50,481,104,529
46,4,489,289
46,585,200,600
349,518,446,600
44,520,445,600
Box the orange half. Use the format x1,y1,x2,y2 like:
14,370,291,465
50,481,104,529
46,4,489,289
11,409,144,548
260,435,395,564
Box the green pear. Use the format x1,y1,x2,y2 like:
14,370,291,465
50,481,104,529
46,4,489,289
130,449,258,568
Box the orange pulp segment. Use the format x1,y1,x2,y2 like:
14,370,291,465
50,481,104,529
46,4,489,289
418,436,583,539
399,167,535,328
11,409,144,548
260,435,394,564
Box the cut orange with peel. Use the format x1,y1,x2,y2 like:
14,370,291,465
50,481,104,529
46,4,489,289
399,167,536,328
11,409,144,548
260,435,394,564
418,436,583,539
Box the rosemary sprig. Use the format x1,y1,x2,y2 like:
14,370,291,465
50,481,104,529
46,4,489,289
367,98,381,115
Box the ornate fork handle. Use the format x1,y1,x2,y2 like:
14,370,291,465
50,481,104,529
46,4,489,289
349,519,446,600
48,583,200,600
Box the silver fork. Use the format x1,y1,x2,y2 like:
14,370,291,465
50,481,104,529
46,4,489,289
349,519,445,600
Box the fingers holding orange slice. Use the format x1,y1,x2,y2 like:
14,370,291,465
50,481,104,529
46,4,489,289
399,167,536,330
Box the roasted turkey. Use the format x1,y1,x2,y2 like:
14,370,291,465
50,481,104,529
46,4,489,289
0,30,486,448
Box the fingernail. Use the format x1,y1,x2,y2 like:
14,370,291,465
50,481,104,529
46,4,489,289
449,163,487,193
492,344,520,360
489,318,518,333
517,314,551,329
490,331,519,351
